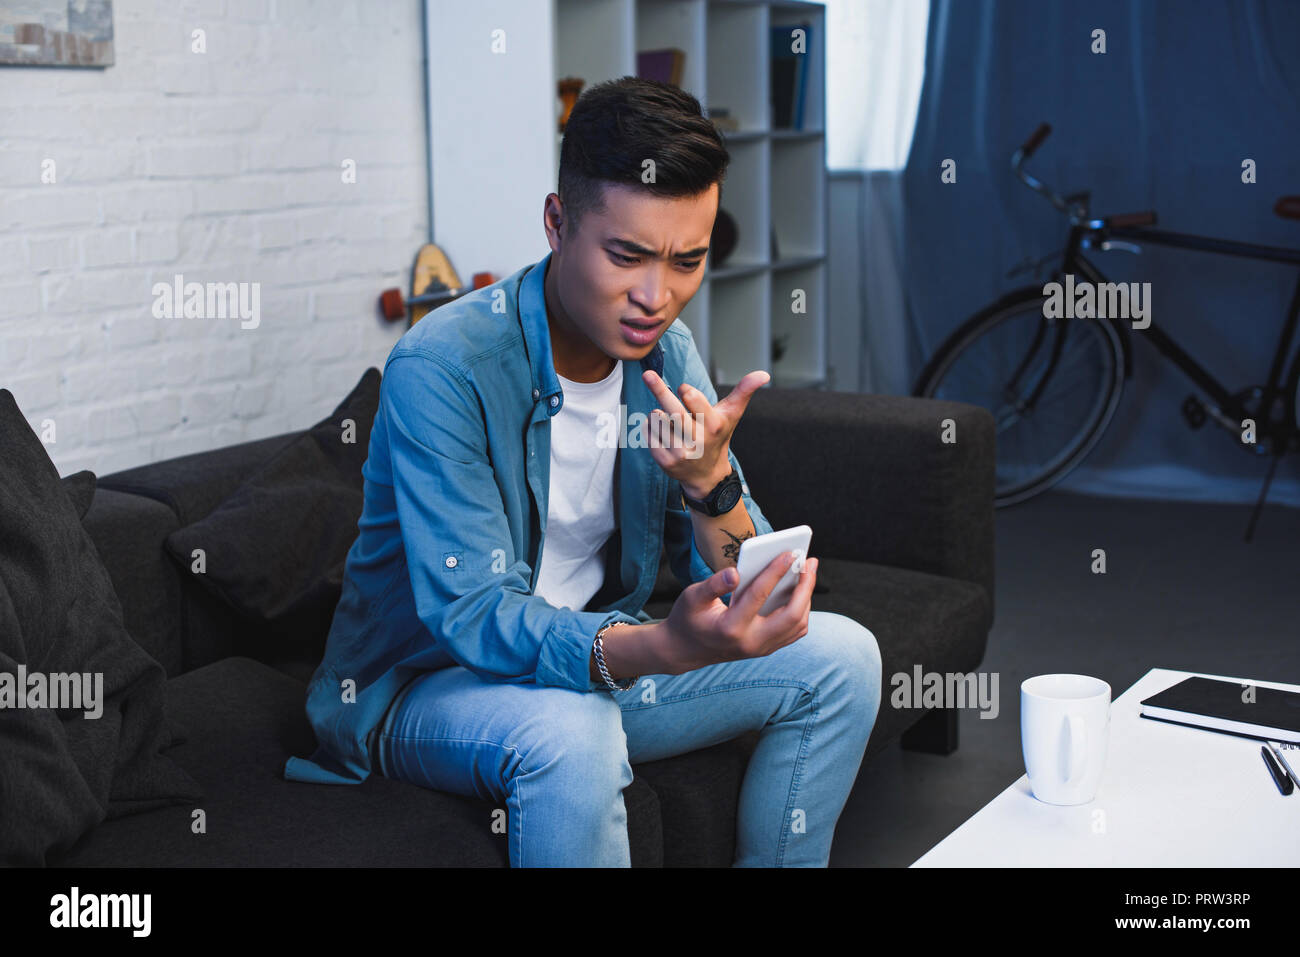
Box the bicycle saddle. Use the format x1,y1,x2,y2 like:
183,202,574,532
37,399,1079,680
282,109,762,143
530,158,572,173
1275,196,1300,220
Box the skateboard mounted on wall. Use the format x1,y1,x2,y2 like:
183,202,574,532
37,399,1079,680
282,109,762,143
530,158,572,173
378,243,490,328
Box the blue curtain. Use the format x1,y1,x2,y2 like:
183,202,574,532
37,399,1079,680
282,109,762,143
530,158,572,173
900,0,1300,506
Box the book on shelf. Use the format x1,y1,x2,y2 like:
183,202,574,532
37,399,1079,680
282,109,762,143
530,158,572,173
637,48,684,87
770,22,811,130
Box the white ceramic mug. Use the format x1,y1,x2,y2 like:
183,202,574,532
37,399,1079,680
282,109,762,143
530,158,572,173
1020,674,1111,805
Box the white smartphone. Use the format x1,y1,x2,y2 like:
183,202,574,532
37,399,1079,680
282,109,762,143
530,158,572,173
734,525,813,616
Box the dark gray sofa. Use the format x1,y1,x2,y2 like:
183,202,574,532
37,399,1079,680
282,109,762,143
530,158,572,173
47,387,995,867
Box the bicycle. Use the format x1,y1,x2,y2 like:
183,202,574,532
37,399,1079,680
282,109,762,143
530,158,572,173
912,122,1300,541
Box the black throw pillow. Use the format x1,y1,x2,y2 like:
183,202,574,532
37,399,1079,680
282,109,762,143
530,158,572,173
0,390,204,867
61,469,97,520
164,368,380,638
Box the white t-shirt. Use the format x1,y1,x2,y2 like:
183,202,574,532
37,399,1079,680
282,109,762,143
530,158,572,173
532,360,623,611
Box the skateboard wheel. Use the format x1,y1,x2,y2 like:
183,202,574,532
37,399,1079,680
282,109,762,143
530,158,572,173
379,288,405,321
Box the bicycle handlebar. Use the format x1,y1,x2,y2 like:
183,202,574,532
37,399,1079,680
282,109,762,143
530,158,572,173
1018,123,1052,159
1012,122,1073,218
1013,123,1158,230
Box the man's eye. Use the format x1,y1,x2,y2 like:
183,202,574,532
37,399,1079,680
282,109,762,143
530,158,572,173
610,252,702,270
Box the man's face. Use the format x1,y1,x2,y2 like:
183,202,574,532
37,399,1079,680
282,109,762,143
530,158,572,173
545,181,716,373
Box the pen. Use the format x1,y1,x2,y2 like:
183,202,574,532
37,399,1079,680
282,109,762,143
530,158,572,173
1261,744,1294,796
1267,740,1299,782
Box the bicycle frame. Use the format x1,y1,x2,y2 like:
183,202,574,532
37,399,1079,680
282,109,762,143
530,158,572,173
983,123,1300,530
1013,124,1300,443
1062,221,1300,438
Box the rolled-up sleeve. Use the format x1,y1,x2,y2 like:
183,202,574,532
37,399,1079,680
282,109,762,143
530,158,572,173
662,333,775,598
382,351,638,692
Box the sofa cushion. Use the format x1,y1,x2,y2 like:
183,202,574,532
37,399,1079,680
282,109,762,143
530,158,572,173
49,656,667,866
0,389,204,866
82,489,187,677
163,369,379,638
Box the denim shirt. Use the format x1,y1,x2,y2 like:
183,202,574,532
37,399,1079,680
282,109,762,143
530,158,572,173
283,251,774,785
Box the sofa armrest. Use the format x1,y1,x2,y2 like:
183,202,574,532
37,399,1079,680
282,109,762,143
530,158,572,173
728,387,995,604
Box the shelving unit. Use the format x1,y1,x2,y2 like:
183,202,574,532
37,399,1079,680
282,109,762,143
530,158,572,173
425,0,829,390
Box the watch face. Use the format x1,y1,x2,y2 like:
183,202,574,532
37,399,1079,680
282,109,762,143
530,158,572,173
716,483,742,513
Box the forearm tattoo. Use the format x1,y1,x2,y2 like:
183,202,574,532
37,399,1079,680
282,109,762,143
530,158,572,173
720,526,755,564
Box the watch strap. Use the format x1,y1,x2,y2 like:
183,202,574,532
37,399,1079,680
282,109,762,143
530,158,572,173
681,467,741,517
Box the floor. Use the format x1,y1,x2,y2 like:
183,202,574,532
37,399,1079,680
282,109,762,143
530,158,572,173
829,489,1300,867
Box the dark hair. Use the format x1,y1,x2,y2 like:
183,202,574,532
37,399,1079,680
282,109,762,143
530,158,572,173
557,76,729,238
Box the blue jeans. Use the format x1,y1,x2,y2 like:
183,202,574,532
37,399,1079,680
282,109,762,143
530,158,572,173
374,610,882,866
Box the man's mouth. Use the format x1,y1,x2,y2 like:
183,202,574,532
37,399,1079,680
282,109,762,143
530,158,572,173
619,317,665,345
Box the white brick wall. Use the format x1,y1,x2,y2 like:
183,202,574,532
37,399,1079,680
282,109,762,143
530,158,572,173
1,0,427,477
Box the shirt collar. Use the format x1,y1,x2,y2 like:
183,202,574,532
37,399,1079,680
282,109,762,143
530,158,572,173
519,251,664,418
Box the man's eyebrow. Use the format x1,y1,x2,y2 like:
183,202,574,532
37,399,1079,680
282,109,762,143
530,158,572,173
609,237,710,259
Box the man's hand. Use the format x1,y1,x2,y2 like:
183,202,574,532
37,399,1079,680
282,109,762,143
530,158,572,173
642,368,769,499
653,548,819,675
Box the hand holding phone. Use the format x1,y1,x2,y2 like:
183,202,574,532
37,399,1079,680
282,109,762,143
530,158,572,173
654,524,817,674
734,525,813,616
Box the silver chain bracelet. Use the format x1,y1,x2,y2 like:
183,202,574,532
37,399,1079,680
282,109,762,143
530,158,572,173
593,620,636,692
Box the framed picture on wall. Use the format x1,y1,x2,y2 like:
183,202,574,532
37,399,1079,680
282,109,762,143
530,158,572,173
0,0,114,67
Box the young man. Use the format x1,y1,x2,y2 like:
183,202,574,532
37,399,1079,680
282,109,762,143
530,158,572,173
284,77,882,867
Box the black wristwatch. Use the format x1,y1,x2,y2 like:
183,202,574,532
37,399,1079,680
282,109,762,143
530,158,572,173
681,467,743,517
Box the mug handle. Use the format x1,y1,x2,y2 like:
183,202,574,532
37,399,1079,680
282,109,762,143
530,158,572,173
1064,713,1087,785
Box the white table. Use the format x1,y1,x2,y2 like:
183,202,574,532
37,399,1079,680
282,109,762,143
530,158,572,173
911,668,1300,867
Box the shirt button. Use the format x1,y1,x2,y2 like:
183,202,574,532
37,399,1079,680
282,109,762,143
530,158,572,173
445,556,458,568
550,395,559,407
532,388,539,400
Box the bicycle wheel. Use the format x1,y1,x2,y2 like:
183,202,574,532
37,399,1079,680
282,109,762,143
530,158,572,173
913,286,1126,506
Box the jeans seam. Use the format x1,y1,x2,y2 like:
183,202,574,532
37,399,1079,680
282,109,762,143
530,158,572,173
377,731,533,773
615,678,818,712
774,686,820,866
